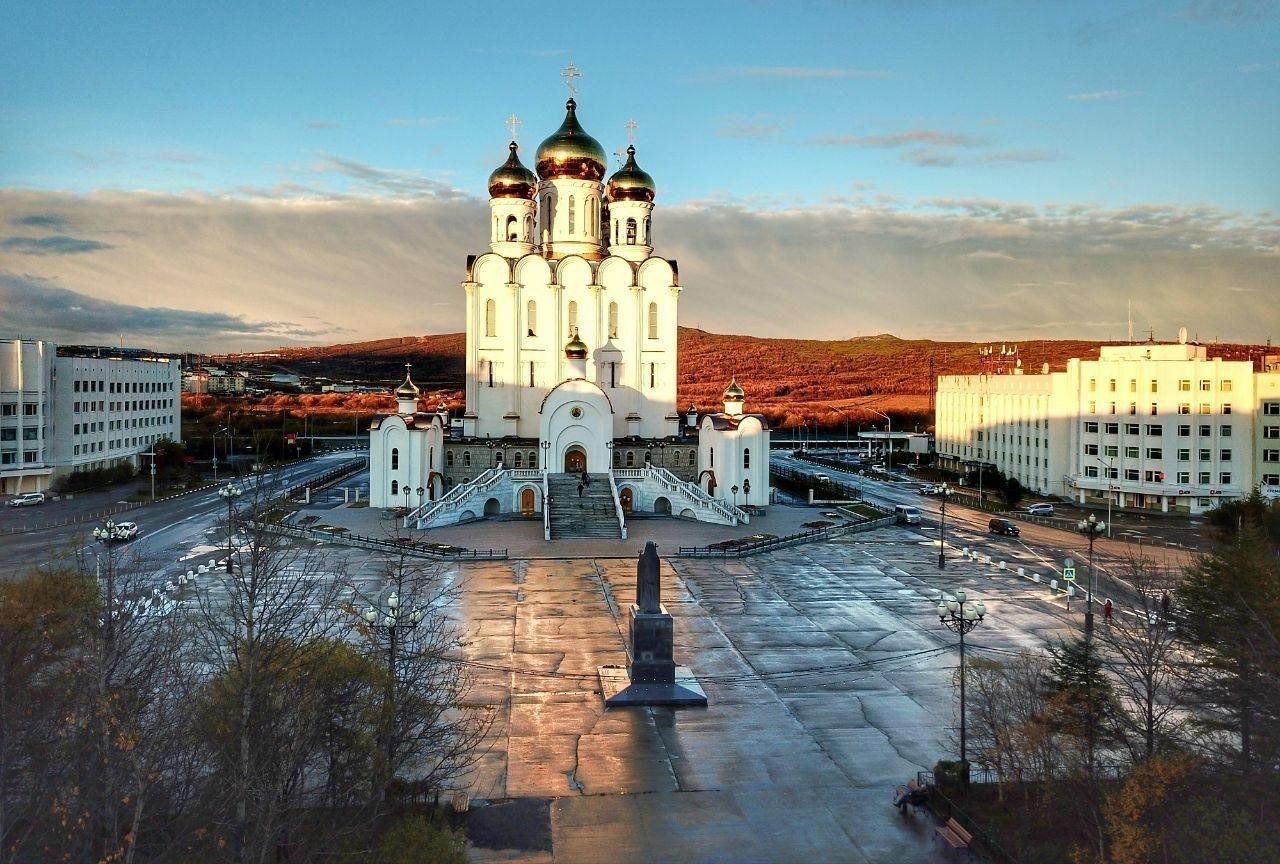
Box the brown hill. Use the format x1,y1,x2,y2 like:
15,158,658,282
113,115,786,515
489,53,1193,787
218,329,1270,431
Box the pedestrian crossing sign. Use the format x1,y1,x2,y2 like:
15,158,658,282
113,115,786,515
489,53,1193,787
1063,566,1076,581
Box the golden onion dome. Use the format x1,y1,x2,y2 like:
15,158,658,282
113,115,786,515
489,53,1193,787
723,377,745,401
606,145,656,202
395,366,421,400
564,331,589,360
536,99,607,182
487,141,537,199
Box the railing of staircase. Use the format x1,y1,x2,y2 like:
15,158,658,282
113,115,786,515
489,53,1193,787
607,468,628,539
542,470,551,541
646,466,749,525
412,467,502,528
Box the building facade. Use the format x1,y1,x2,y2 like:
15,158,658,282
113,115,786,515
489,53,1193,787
1,340,182,494
937,341,1280,514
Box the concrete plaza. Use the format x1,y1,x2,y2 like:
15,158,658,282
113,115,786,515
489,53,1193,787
446,526,1075,863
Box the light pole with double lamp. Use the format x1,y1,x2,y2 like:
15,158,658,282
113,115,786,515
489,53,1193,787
361,591,424,798
1077,513,1107,633
218,483,242,573
937,589,986,789
937,483,950,569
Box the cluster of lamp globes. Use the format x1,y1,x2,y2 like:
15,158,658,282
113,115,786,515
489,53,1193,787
218,483,244,501
92,520,124,542
361,591,425,629
937,589,986,623
1077,514,1107,535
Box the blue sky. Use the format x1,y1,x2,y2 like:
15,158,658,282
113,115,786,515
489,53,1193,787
1,1,1277,350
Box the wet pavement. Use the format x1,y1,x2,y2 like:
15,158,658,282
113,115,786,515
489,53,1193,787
454,527,1076,863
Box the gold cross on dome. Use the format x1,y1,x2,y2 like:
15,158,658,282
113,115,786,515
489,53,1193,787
506,113,521,143
625,117,638,145
561,62,582,97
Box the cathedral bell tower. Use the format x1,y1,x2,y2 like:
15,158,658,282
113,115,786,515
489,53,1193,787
535,98,608,261
606,144,655,262
487,140,537,257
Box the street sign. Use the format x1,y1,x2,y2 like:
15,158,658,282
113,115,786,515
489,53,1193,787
1063,566,1077,582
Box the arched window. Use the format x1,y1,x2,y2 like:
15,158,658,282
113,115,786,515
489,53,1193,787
523,214,532,241
529,450,537,468
608,302,619,339
391,448,399,470
514,451,523,468
568,196,575,234
526,299,537,337
671,451,681,467
446,451,454,467
644,216,651,244
626,217,637,244
429,447,434,466
648,302,658,339
710,446,714,467
625,451,635,467
505,214,518,241
391,480,399,496
586,198,595,235
463,451,471,467
613,449,621,467
743,448,750,469
493,216,499,241
613,218,619,246
485,299,496,337
568,300,578,335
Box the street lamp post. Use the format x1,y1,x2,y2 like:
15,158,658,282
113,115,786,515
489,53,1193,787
1077,513,1107,633
936,589,986,789
731,484,739,508
867,409,892,468
937,483,950,569
218,483,242,574
361,591,424,799
1094,457,1115,537
540,439,550,471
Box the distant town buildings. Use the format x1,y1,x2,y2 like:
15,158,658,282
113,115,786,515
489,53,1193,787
936,339,1280,514
182,367,247,395
1,340,182,494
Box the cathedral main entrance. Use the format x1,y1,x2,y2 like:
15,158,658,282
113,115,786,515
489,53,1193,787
564,446,587,473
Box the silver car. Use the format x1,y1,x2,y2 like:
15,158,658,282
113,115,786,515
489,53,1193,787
7,492,46,507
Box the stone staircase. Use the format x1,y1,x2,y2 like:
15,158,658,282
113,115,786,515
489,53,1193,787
547,473,623,539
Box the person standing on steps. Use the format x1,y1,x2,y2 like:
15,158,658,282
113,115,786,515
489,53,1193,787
581,469,589,490
577,481,584,498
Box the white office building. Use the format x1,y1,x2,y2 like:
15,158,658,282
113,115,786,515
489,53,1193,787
0,339,182,495
937,340,1280,515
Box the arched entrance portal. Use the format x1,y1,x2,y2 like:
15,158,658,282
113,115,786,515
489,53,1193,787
654,496,671,515
564,446,587,473
520,487,537,517
620,487,634,514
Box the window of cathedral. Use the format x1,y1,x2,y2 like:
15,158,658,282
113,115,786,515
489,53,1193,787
391,480,398,496
608,302,618,339
446,451,454,467
645,216,651,244
613,449,621,467
568,196,575,234
744,448,750,469
649,362,655,389
514,451,523,468
648,303,658,339
626,217,637,244
485,299,496,337
568,300,578,335
529,451,537,468
506,215,518,241
626,451,635,467
526,300,537,337
463,452,471,468
710,447,714,467
671,451,680,467
613,219,619,246
529,361,536,388
391,448,399,470
486,360,494,388
523,214,532,241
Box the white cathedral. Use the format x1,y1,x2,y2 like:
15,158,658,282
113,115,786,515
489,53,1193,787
369,92,769,538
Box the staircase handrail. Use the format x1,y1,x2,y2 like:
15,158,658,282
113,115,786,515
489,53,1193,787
646,466,748,524
542,470,551,541
412,466,503,527
607,468,628,540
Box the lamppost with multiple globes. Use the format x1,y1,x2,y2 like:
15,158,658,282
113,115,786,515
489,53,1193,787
91,521,120,643
937,482,950,569
360,591,424,797
1077,513,1107,633
218,483,242,574
936,589,986,788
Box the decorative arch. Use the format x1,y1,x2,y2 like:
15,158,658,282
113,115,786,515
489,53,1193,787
555,255,593,290
699,469,717,494
483,497,501,517
637,256,675,290
654,496,672,515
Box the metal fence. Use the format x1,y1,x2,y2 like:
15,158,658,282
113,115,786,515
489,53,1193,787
676,512,896,558
251,520,508,561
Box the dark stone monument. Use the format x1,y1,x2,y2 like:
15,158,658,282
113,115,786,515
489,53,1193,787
599,541,707,707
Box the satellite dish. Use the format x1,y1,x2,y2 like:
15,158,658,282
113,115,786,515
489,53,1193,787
1178,326,1188,345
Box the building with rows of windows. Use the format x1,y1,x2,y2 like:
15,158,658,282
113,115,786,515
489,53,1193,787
936,340,1280,515
1,339,182,495
368,92,769,532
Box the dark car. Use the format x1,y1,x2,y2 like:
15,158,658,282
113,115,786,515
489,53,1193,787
988,518,1020,537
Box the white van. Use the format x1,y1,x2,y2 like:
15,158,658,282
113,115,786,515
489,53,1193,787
894,505,922,525
7,492,46,507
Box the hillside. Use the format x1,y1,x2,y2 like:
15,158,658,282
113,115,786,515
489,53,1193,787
218,329,1270,430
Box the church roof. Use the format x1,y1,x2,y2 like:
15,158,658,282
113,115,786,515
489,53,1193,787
536,99,607,181
703,412,769,431
368,412,441,431
488,141,537,199
607,145,656,202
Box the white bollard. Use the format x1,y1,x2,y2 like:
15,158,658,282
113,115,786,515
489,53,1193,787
1067,585,1076,597
1032,573,1041,583
198,564,208,574
209,559,218,569
997,561,1006,569
1017,567,1025,577
1050,578,1058,590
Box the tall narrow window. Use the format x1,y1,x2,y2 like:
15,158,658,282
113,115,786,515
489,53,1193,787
529,361,535,388
526,299,537,337
626,217,637,244
505,215,517,240
710,447,714,467
391,480,398,495
391,448,399,470
608,302,619,338
613,219,619,245
647,302,658,339
568,300,578,335
463,452,471,467
644,216,651,244
523,214,532,240
486,360,494,388
743,448,750,469
609,361,617,388
485,299,496,337
568,196,575,234
649,362,655,388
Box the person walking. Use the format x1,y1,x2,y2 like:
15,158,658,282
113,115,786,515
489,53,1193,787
577,481,584,498
581,469,589,489
1161,591,1171,622
1103,598,1113,626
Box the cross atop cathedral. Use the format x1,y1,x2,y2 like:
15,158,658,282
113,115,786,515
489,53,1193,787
561,62,581,98
625,117,638,145
506,113,521,143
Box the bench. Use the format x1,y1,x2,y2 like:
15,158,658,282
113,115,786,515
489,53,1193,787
936,817,973,849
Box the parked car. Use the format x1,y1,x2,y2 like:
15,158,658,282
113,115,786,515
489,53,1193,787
895,505,923,525
988,518,1020,537
7,492,46,507
1024,503,1055,516
110,522,140,542
813,473,832,484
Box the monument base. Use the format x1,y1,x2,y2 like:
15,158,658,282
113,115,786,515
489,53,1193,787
598,664,708,708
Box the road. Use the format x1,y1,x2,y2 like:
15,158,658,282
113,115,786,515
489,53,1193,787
772,452,1198,614
0,453,366,579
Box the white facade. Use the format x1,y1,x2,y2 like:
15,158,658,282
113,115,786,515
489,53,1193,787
938,342,1279,514
0,340,182,494
695,382,772,508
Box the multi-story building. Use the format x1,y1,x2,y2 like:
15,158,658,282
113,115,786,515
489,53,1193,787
937,341,1279,515
0,339,182,494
